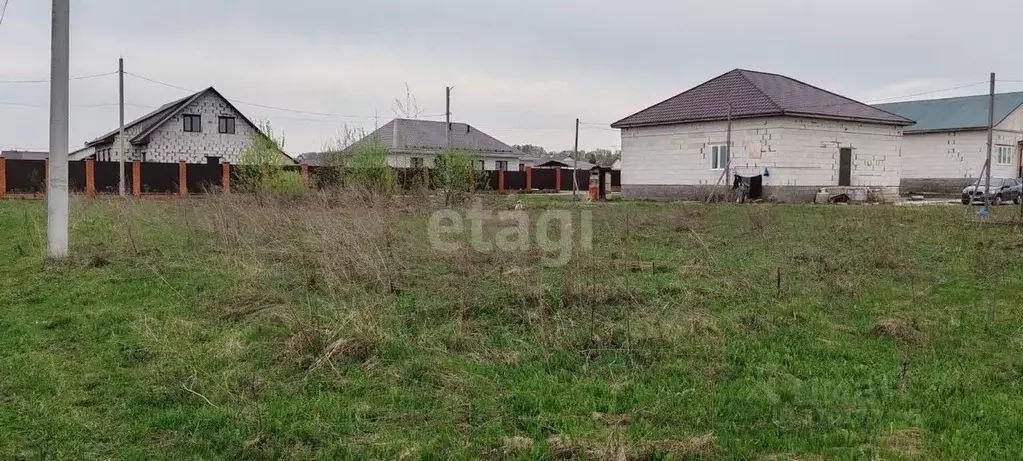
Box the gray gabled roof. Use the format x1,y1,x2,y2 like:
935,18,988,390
874,92,1023,133
612,69,914,128
359,119,524,156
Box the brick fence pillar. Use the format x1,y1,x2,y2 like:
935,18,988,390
525,167,533,191
301,162,309,188
222,162,231,194
178,161,187,196
85,159,95,198
132,160,141,197
555,167,562,191
498,169,505,193
0,157,6,197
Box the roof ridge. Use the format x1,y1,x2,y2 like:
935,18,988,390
736,69,784,113
611,69,752,127
765,72,910,122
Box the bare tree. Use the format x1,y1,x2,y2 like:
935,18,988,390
393,83,424,119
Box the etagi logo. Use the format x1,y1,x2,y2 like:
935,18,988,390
428,200,592,267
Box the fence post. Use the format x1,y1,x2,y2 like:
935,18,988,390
85,159,95,198
526,167,533,192
178,160,187,196
555,167,562,191
132,160,141,197
301,162,309,188
222,162,231,194
498,169,505,193
0,156,5,197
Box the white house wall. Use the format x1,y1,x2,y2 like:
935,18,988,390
387,152,522,171
620,116,902,200
899,107,1023,193
141,92,260,164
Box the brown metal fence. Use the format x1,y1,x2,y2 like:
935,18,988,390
0,158,621,198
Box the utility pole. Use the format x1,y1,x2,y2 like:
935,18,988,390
573,118,580,196
445,86,452,149
984,72,995,209
47,0,70,258
119,57,126,196
725,104,733,187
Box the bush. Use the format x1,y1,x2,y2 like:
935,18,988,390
266,170,304,196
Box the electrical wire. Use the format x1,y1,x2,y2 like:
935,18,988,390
0,0,10,30
0,71,119,84
125,71,445,120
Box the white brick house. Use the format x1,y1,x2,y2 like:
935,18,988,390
612,69,914,201
70,87,293,165
875,93,1023,193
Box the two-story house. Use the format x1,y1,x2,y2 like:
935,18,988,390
70,87,293,165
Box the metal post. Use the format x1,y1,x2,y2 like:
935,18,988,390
573,118,580,196
445,86,452,149
119,57,126,196
47,0,70,258
984,73,995,209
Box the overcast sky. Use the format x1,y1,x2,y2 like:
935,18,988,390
2,0,1023,155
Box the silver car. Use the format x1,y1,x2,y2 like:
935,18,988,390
962,178,1023,205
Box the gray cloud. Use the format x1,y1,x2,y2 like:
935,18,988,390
2,0,1023,154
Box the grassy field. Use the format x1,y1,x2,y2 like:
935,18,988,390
1,194,1023,460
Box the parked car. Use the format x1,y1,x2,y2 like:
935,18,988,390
962,178,1023,205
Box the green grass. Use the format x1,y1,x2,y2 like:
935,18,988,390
2,195,1023,460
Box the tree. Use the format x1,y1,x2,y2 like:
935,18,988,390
236,121,298,195
433,149,482,205
513,144,549,157
393,83,424,119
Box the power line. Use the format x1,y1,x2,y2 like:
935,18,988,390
0,0,10,30
0,71,118,84
124,71,443,121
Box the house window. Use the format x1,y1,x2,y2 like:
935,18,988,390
496,160,509,171
218,116,236,134
478,160,486,170
710,144,729,170
997,145,1015,165
410,157,424,168
519,164,526,171
183,114,202,133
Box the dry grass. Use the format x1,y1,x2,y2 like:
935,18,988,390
872,317,925,346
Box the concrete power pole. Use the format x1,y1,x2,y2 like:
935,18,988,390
119,57,126,196
984,72,995,209
573,118,579,196
445,86,452,149
47,0,70,258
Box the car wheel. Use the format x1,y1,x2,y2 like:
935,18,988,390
994,195,1003,206
1016,195,1022,205
962,199,971,205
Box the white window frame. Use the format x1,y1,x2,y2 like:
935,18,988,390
710,143,729,170
996,145,1015,166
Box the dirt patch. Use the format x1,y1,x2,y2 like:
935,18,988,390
872,318,924,345
501,436,535,455
878,427,925,458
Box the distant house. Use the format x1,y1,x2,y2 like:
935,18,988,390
0,150,48,160
317,118,526,171
875,93,1023,193
70,87,293,165
535,156,597,170
611,69,914,201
